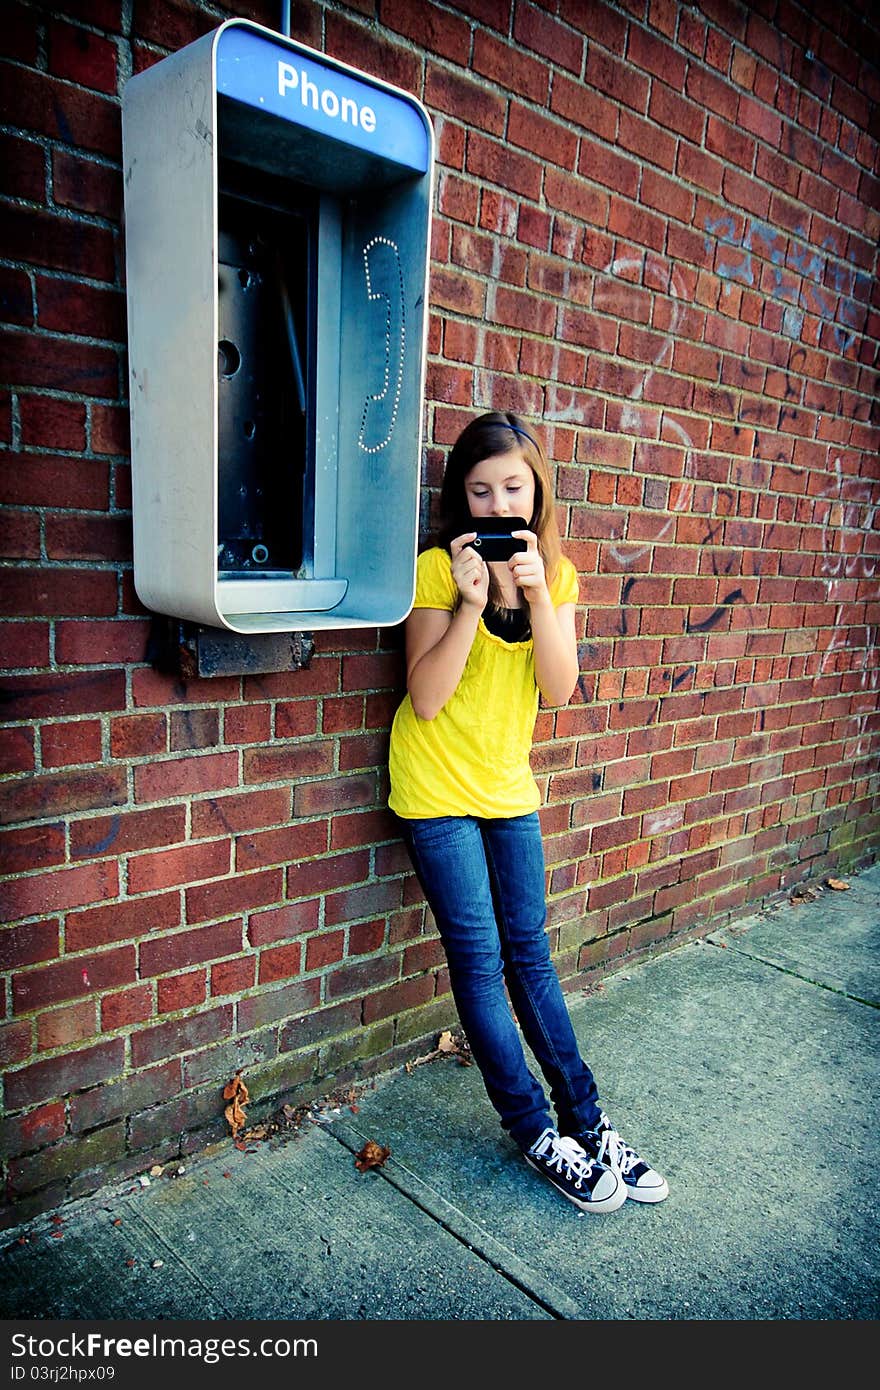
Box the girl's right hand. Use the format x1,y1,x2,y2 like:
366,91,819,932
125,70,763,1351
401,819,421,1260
450,533,488,609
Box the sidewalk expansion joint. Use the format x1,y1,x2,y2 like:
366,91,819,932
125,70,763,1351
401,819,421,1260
325,1119,583,1320
706,937,879,1009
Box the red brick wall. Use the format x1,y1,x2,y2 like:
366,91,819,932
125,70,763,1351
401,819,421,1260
2,0,878,1221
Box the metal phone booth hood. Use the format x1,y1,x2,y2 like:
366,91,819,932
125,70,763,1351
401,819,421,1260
122,19,434,632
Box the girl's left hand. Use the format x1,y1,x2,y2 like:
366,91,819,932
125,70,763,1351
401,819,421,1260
509,531,550,606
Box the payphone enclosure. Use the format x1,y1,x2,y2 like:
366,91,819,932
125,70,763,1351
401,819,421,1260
123,20,434,633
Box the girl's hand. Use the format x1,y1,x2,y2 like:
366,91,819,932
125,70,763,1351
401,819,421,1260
450,533,489,609
509,531,550,606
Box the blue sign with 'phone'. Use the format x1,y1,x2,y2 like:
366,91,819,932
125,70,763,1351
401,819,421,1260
216,26,430,174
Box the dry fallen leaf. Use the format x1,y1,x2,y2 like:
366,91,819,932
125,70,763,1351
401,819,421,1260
354,1139,391,1172
790,884,821,903
223,1072,250,1137
406,1028,471,1071
826,878,850,891
225,1097,248,1136
223,1072,250,1103
244,1123,270,1142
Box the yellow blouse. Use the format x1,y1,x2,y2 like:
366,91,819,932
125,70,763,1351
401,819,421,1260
388,547,579,820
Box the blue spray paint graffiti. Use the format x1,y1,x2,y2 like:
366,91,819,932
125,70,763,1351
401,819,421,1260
703,213,869,353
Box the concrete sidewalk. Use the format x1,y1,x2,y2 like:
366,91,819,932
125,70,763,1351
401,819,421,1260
2,863,878,1322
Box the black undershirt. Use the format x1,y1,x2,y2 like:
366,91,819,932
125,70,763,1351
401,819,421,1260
482,604,531,643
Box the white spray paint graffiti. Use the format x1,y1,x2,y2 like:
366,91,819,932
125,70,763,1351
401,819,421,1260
818,456,877,582
471,223,877,770
606,254,697,568
539,250,700,567
572,250,875,766
704,210,878,764
817,456,879,760
473,200,518,409
542,219,581,437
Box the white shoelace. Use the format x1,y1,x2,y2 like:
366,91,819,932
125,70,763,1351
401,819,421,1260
534,1131,595,1186
595,1123,640,1176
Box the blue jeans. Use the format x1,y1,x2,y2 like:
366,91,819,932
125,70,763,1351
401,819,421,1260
399,812,601,1150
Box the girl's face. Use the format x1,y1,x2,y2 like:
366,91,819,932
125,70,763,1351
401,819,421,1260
464,449,536,521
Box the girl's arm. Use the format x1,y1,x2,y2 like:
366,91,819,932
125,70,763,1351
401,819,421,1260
405,535,487,721
510,532,580,706
528,600,579,705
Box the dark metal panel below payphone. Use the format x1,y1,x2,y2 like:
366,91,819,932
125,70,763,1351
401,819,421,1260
146,616,314,677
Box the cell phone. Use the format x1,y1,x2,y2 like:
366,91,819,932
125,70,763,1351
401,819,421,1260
466,517,529,562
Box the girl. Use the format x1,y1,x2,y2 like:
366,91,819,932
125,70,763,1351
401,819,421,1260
388,411,668,1213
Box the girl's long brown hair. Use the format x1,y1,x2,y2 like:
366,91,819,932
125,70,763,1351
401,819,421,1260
437,412,562,595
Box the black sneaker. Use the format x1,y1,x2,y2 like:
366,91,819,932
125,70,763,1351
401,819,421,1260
574,1112,669,1203
524,1127,626,1213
